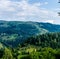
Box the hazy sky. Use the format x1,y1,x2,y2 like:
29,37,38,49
0,0,60,24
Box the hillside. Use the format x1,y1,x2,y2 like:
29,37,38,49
0,32,60,59
0,21,60,47
24,32,60,48
0,21,60,35
0,21,60,59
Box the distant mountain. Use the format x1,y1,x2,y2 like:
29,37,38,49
0,21,60,47
0,21,60,34
0,21,48,35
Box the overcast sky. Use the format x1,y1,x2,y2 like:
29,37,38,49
0,0,60,24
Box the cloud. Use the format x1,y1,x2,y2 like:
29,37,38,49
44,2,48,5
0,0,59,24
44,20,54,23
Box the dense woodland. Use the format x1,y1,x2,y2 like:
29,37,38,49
24,32,60,48
0,21,60,59
0,32,60,59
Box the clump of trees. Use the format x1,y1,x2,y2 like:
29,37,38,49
24,32,60,48
0,47,60,59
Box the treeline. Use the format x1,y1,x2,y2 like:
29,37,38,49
0,46,60,59
24,32,60,48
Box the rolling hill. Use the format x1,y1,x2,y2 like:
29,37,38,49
0,21,60,47
0,21,60,35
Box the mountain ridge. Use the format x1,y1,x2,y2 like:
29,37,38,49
0,21,60,47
